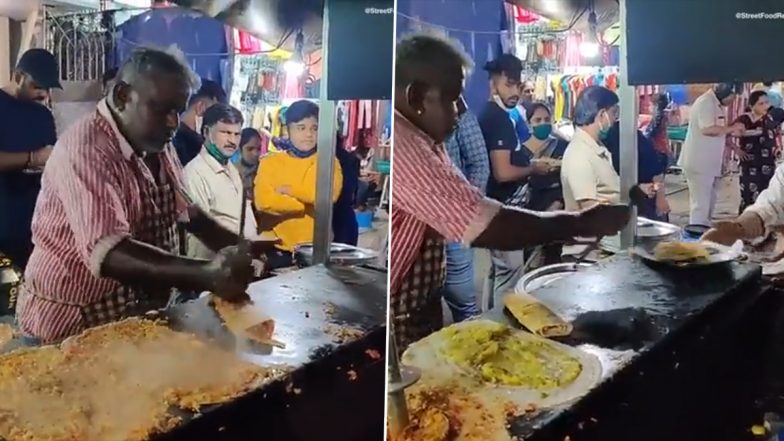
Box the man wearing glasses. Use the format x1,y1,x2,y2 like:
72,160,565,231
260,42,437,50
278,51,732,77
0,49,60,270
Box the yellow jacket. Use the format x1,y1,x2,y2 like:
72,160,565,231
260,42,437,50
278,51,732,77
254,152,343,252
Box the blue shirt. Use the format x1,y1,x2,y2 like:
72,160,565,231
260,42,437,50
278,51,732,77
0,90,57,266
478,101,531,202
768,88,783,109
446,112,490,194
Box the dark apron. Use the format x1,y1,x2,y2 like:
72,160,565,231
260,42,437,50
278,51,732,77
390,229,446,355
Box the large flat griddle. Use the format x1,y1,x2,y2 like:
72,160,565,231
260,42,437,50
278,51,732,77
153,265,387,441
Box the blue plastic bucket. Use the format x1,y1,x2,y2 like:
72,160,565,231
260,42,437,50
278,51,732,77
356,210,373,229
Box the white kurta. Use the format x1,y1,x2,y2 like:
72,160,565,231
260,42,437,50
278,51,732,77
678,90,728,226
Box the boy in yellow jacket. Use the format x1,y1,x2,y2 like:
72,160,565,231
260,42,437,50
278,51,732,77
255,100,342,269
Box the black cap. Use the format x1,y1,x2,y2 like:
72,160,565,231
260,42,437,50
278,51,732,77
16,49,61,90
483,53,523,81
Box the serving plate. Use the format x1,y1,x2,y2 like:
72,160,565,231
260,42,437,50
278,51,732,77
633,240,743,268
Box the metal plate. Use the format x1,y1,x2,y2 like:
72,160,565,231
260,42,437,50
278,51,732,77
295,243,379,266
636,217,681,240
516,263,595,293
633,240,743,268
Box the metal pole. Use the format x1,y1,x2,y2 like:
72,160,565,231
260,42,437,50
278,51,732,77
312,2,336,265
618,0,638,249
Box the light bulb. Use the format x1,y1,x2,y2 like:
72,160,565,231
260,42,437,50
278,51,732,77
579,41,599,58
284,60,305,76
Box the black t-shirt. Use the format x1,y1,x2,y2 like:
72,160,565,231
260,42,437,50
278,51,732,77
477,101,531,202
0,90,57,267
172,122,203,166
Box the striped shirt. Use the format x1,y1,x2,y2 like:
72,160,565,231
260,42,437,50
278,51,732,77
446,111,490,193
17,99,188,343
390,111,500,294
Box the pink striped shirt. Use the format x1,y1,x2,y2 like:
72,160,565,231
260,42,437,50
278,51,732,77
17,99,188,343
390,112,500,294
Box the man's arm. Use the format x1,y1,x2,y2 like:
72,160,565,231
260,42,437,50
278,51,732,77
0,108,58,171
696,102,738,137
478,110,539,183
394,124,597,251
53,147,220,293
489,150,538,183
0,151,32,171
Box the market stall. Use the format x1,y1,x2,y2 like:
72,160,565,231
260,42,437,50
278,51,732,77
0,1,391,440
389,1,783,440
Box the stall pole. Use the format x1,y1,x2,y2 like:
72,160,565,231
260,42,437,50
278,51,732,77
618,0,638,249
312,2,337,265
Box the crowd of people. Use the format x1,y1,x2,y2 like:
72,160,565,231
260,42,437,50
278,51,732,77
390,32,784,352
0,46,376,344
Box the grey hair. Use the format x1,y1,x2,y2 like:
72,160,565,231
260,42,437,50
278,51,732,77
395,32,474,88
116,45,199,89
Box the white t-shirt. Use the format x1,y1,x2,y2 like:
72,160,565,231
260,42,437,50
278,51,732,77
678,90,727,177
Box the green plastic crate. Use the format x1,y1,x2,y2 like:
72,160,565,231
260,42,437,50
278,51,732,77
375,160,390,174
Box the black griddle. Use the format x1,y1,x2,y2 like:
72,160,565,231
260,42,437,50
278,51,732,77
151,264,387,441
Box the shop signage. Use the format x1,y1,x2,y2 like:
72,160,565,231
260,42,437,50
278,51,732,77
326,0,393,100
626,0,784,85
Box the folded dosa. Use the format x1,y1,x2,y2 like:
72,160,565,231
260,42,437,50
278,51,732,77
210,296,275,343
503,292,572,338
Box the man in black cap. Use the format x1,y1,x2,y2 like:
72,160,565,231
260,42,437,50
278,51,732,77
0,48,61,270
477,53,550,306
173,78,227,166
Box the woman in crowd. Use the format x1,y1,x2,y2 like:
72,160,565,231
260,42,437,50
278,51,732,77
732,90,778,211
523,102,569,267
254,100,343,269
234,128,262,201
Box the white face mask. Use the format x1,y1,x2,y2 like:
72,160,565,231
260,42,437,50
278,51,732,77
195,115,203,134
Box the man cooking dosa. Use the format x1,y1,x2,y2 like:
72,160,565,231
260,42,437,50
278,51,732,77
703,160,784,246
16,47,276,345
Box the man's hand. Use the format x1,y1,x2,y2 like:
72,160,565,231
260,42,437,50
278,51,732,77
32,145,53,167
727,123,746,137
734,146,751,161
703,211,765,245
701,221,744,246
249,238,280,256
574,204,631,238
206,244,254,302
276,185,292,196
530,159,552,175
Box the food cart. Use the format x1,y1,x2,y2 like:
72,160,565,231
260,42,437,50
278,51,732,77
0,1,390,440
389,1,783,440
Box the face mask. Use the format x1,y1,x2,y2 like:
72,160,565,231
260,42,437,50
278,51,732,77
598,112,612,139
531,123,552,140
493,94,517,110
204,134,231,165
195,116,203,134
